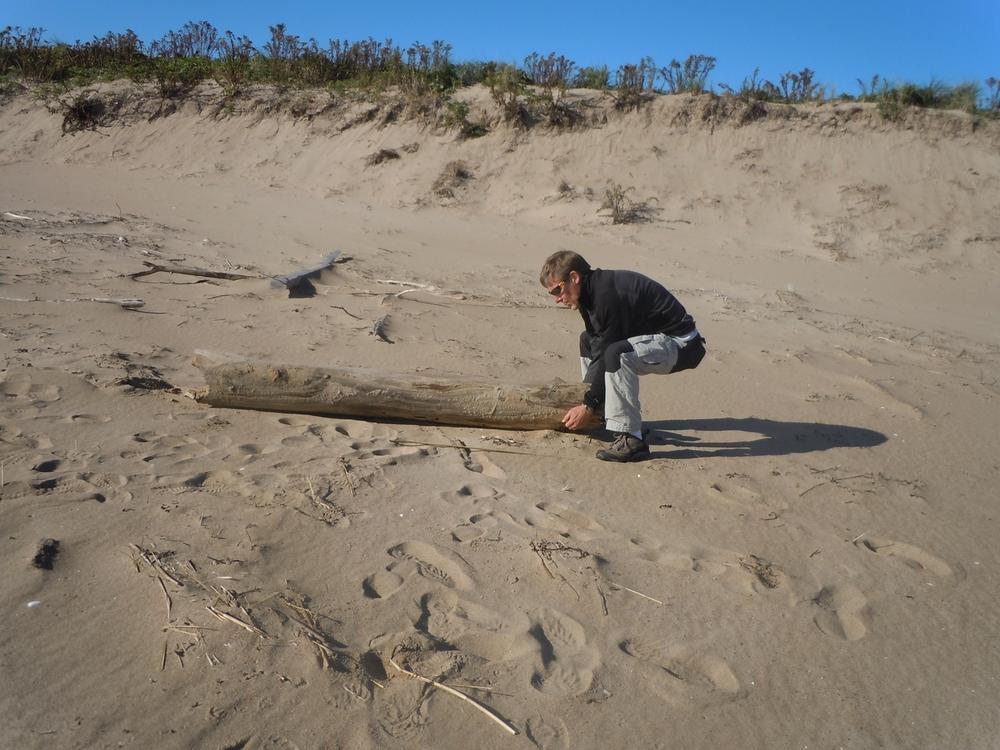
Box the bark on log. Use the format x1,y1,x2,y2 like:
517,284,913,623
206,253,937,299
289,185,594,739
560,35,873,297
193,358,587,430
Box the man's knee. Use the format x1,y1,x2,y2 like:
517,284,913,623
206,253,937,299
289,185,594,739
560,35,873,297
603,340,634,373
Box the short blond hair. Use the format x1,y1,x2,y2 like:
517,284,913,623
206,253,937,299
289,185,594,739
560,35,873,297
539,250,591,286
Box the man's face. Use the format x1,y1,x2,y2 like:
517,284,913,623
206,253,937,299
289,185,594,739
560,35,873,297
546,270,582,310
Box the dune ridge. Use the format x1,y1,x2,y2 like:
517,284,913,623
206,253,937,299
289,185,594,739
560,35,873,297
1,82,999,749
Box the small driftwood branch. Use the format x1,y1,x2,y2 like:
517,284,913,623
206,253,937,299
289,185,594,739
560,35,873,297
129,261,256,281
387,656,518,736
269,251,342,289
370,315,392,343
1,296,144,309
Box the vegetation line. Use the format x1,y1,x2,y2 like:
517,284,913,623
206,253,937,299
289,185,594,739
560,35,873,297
1,22,997,120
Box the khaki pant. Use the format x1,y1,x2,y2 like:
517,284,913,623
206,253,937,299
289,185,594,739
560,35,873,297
580,331,701,435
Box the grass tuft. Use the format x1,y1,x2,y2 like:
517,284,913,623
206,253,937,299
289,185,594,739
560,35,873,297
364,148,400,167
600,183,657,224
433,160,472,199
58,89,108,133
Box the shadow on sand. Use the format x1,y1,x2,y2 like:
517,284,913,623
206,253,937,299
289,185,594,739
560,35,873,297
644,417,887,459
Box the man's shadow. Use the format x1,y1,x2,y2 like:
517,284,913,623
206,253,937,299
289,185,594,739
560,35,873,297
643,417,887,459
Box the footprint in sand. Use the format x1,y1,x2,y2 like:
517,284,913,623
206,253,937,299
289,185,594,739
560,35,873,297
529,608,601,696
812,584,871,641
28,471,128,504
373,678,430,740
525,717,570,750
855,536,956,579
0,373,62,403
628,538,765,595
66,413,111,424
419,589,534,661
0,425,54,453
129,433,232,470
152,470,280,507
440,481,500,507
524,502,605,542
453,492,606,544
705,479,766,509
364,542,476,598
620,637,741,704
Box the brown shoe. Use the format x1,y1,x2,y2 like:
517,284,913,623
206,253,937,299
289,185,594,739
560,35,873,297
596,432,650,462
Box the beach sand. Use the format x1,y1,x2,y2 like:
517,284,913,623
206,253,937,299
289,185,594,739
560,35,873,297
2,83,999,749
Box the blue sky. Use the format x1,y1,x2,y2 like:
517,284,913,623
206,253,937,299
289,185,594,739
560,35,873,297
7,1,998,96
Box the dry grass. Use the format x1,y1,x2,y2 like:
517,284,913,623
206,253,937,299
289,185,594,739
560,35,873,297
364,148,400,167
600,183,658,224
433,160,473,199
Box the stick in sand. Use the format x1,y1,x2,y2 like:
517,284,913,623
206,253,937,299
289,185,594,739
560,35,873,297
387,656,518,736
157,576,173,622
607,581,664,606
206,605,267,637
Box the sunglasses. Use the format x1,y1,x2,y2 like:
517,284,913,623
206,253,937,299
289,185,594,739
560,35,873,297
547,280,566,297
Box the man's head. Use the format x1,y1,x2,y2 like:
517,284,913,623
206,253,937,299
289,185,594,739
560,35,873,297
540,250,591,310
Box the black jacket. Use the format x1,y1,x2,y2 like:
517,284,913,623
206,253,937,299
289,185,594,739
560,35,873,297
578,268,695,409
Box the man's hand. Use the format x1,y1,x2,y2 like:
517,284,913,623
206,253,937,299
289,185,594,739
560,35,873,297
562,404,601,431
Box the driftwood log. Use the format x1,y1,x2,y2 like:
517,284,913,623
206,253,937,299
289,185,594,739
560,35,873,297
193,357,587,430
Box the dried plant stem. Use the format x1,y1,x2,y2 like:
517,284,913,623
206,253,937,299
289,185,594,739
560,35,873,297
387,656,518,736
163,625,216,634
206,605,266,637
608,581,663,606
157,576,172,622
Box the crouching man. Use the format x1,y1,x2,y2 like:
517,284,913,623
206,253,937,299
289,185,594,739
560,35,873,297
540,250,706,462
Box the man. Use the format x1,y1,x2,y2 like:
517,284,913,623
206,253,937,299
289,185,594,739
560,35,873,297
540,250,705,462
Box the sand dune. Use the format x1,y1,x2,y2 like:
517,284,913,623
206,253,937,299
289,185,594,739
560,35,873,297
2,83,999,749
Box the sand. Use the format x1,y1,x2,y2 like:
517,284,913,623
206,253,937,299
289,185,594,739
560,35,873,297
1,82,999,749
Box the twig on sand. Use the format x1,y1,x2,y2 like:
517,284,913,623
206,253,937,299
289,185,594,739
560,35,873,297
160,639,169,671
532,545,556,579
331,305,362,320
157,576,173,622
799,481,827,497
530,540,584,600
129,261,256,281
163,625,216,634
206,605,266,637
129,543,184,586
596,582,609,616
606,581,664,606
338,458,357,496
306,476,320,505
850,531,868,544
387,655,519,736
